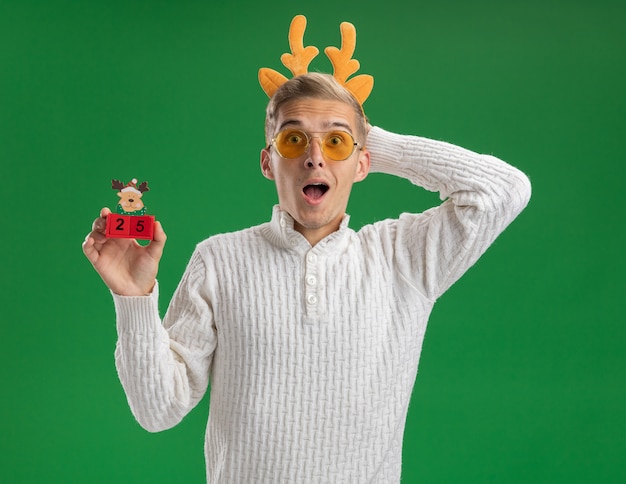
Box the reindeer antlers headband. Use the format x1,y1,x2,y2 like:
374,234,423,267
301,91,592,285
258,15,374,105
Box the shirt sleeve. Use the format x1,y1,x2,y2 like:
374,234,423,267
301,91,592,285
365,125,532,300
113,249,217,432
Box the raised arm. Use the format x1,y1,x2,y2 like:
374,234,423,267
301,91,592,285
365,126,531,299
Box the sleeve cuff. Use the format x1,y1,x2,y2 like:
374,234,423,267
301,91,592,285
111,281,161,333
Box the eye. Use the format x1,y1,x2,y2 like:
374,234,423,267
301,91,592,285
326,132,347,146
284,130,306,145
288,135,301,144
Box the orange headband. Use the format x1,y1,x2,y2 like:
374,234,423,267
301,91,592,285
258,15,374,105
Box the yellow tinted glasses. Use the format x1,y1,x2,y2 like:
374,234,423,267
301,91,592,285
271,129,359,161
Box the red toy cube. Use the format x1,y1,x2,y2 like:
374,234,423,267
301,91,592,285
106,215,154,240
106,214,131,237
129,215,154,239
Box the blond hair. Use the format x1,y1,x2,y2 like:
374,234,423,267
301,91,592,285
264,72,367,146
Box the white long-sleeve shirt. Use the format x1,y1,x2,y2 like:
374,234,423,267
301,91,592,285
113,126,531,482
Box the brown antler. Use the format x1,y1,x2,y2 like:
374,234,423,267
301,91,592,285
259,15,319,98
137,181,149,193
325,21,373,105
111,179,125,191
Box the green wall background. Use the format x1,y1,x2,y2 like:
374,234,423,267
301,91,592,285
1,0,624,482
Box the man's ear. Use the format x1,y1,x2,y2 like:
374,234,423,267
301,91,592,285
260,148,275,180
353,148,370,183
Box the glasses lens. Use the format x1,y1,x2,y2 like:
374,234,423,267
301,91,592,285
322,131,355,161
273,129,357,161
274,129,308,159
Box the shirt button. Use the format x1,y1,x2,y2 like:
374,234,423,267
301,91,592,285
290,238,298,246
307,253,317,263
306,294,317,305
306,275,316,285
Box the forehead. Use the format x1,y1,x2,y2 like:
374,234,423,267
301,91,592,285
275,98,357,133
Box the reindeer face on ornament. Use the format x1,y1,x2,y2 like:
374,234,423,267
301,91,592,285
112,178,149,215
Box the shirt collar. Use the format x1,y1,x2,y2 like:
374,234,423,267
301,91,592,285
262,205,352,254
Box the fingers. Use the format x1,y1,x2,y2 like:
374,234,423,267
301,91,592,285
91,217,105,234
83,209,166,269
82,233,99,264
82,224,107,264
153,221,167,243
147,221,167,259
92,207,111,232
83,208,111,263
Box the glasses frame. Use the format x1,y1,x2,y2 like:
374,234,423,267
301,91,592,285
270,129,361,162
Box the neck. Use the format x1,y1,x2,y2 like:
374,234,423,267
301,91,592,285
294,219,342,246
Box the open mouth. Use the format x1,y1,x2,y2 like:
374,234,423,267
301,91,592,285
303,183,329,201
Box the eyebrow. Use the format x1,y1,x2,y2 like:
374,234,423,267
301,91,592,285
277,119,353,133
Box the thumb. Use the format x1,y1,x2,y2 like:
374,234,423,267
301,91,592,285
147,220,167,259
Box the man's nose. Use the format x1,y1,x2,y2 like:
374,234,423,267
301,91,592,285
304,138,325,168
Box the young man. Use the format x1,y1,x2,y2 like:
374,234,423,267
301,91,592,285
84,70,530,484
84,71,530,481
